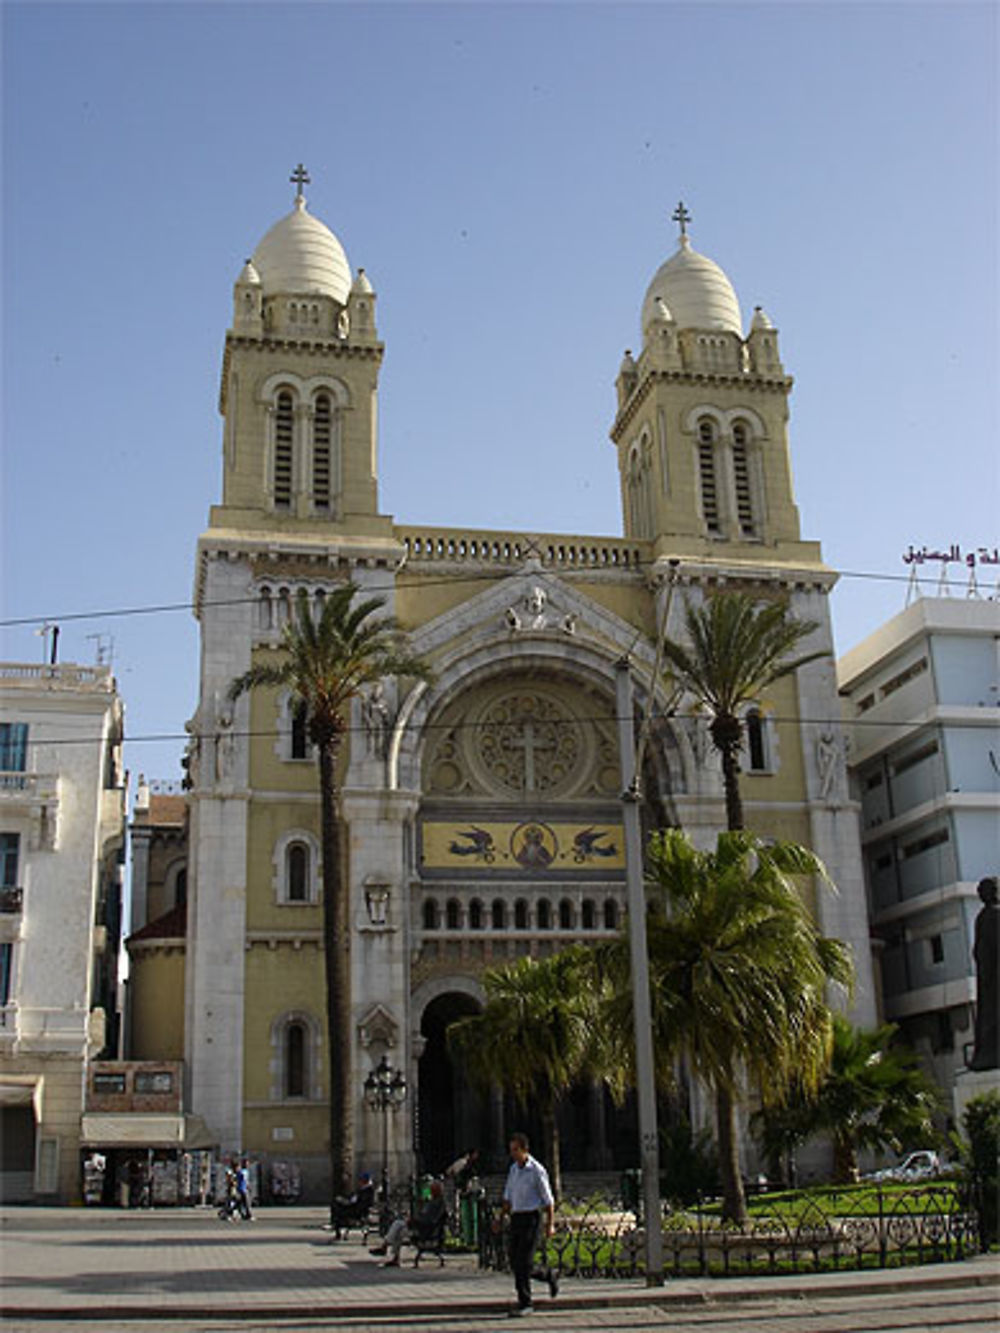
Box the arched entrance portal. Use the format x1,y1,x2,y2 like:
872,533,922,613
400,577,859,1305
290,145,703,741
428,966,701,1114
417,993,491,1176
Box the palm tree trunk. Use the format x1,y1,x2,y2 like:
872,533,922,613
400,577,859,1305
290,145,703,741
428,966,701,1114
832,1131,859,1185
715,1084,747,1225
540,1102,561,1202
720,744,744,831
318,739,352,1210
710,714,744,831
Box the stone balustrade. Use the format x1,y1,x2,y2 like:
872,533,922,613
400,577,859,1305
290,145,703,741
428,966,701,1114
398,527,645,571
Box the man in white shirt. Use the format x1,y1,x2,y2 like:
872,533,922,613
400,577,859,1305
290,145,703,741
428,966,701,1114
499,1132,558,1315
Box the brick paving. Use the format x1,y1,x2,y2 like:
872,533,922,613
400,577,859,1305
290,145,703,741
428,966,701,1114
1,1205,996,1324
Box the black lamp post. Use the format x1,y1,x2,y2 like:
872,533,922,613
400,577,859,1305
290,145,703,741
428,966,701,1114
363,1054,406,1222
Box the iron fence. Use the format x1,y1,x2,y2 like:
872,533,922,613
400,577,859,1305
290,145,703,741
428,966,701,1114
477,1182,980,1279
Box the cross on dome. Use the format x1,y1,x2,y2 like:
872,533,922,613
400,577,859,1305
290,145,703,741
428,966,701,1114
672,201,692,239
289,162,311,202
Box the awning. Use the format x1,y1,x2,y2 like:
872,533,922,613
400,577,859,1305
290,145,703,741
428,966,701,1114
80,1112,218,1150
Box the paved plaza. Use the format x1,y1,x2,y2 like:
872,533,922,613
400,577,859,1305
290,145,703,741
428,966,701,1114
1,1205,996,1331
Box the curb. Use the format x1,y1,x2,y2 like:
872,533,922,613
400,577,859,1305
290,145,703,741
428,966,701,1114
3,1258,995,1322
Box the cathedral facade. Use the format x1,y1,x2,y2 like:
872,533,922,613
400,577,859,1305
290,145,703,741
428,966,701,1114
173,177,875,1196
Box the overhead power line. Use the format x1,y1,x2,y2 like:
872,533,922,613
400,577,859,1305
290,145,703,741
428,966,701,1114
2,562,995,631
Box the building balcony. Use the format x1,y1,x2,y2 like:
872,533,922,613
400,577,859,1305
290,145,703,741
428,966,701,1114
0,771,59,807
0,885,23,914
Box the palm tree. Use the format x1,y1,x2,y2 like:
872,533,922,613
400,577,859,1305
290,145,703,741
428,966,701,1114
609,827,852,1224
660,591,825,830
228,584,432,1205
447,946,616,1198
792,1015,939,1183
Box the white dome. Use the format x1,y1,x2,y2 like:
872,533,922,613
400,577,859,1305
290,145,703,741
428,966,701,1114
252,197,352,304
750,305,774,331
641,236,742,336
352,267,374,295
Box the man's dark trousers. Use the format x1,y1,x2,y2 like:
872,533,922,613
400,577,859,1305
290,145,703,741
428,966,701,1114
508,1210,540,1309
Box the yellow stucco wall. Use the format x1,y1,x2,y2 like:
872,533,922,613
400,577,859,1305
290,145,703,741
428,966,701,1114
128,950,185,1061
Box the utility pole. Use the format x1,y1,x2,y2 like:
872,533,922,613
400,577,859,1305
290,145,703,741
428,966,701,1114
615,559,680,1287
616,659,664,1284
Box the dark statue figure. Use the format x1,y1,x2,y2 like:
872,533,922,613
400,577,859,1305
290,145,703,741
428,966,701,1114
969,875,999,1071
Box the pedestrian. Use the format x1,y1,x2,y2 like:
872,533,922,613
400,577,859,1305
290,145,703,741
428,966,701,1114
497,1132,558,1316
218,1161,239,1221
370,1179,447,1266
235,1157,253,1220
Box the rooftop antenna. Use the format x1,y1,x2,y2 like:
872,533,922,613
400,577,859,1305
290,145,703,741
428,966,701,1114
86,633,114,667
35,622,59,665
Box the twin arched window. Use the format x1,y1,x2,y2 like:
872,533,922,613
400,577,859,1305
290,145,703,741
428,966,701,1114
270,386,340,513
696,416,757,539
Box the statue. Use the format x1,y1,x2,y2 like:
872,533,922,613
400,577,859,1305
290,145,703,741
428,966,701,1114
816,729,840,802
505,606,522,632
526,586,547,629
214,708,235,782
362,682,391,760
970,875,999,1071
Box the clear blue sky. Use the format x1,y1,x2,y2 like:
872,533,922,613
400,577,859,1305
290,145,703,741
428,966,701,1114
3,1,997,784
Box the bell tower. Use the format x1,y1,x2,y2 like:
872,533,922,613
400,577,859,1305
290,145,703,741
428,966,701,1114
212,165,392,539
611,204,809,564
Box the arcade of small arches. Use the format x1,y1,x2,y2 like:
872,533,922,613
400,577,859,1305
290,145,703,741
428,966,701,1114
420,892,621,934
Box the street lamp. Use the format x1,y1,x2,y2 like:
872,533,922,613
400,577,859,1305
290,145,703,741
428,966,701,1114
363,1054,406,1223
615,558,681,1288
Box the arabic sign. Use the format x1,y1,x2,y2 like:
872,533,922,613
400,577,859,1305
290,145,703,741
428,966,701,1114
902,544,999,569
421,820,625,871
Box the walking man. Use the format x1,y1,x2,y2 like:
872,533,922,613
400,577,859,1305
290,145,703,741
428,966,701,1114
235,1157,253,1220
499,1132,558,1316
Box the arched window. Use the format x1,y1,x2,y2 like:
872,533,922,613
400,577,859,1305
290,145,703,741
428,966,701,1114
291,701,309,760
627,440,653,540
286,842,309,902
536,899,551,930
313,394,332,511
446,898,461,930
581,899,596,930
746,706,768,772
731,421,756,538
514,899,529,930
174,867,187,909
423,898,439,930
273,391,294,508
469,899,484,930
603,899,619,930
558,898,573,930
491,899,506,930
260,587,273,631
697,419,720,533
285,1021,306,1098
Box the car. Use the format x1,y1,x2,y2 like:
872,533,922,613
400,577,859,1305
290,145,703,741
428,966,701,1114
866,1150,942,1183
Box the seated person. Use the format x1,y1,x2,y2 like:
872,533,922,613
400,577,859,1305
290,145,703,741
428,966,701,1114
370,1180,446,1266
330,1171,375,1236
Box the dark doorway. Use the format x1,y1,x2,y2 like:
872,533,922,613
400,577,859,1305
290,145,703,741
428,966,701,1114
417,992,490,1175
0,1106,36,1202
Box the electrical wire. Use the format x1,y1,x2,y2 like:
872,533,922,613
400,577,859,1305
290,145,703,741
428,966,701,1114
3,561,995,630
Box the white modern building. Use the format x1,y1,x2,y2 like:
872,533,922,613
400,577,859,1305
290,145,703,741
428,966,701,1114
0,663,126,1202
838,597,1000,1101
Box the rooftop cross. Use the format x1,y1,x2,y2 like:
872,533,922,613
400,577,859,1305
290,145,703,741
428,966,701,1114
672,201,692,238
290,163,311,201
